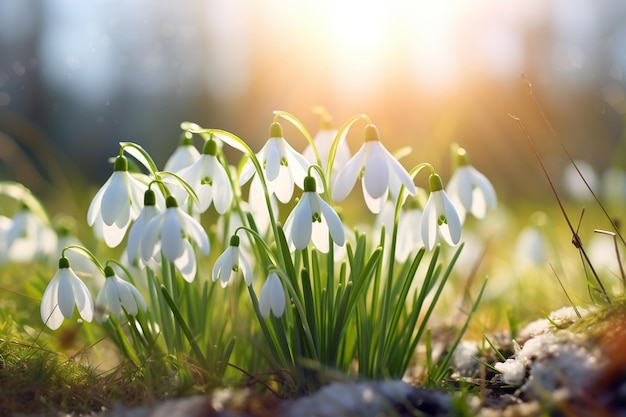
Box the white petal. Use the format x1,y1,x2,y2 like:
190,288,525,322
212,247,232,284
95,284,108,323
161,209,185,261
269,274,285,317
87,175,112,226
332,145,367,202
178,209,210,255
238,159,256,186
421,195,439,251
70,272,94,322
362,180,387,214
164,145,200,172
105,278,122,318
41,273,62,329
311,218,330,253
319,198,345,246
58,269,76,319
363,142,389,199
291,195,313,250
441,191,462,245
102,220,127,248
141,214,165,262
126,206,158,263
240,251,253,286
264,139,282,181
175,240,197,282
269,166,295,204
469,167,497,212
384,147,416,196
101,172,130,227
116,277,139,315
212,160,233,214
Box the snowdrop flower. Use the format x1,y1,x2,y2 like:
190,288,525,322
95,266,147,323
87,155,146,247
126,189,161,266
6,205,57,262
563,160,597,202
175,138,232,214
212,234,253,287
303,118,351,176
421,173,462,251
284,175,345,253
41,257,94,330
332,124,416,214
141,196,210,282
164,131,200,172
258,272,285,318
239,122,311,204
446,147,497,224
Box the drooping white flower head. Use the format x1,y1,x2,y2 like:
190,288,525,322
239,122,311,204
446,147,497,224
141,195,210,282
332,124,416,214
126,189,161,267
303,118,351,178
421,173,462,251
95,266,147,323
174,138,232,215
87,155,147,247
41,256,94,330
212,234,253,287
258,272,285,319
164,131,201,172
6,205,57,263
283,175,345,253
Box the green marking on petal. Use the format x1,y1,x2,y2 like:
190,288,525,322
438,214,447,226
201,176,213,186
280,157,288,167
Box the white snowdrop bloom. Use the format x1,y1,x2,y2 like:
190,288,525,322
421,174,462,251
246,174,278,235
175,139,232,214
562,160,597,201
126,189,161,266
6,206,57,262
40,257,94,330
164,132,201,172
0,215,13,264
258,272,285,318
446,148,497,224
514,225,548,269
95,266,147,323
87,155,147,247
283,176,345,253
212,235,253,287
239,122,311,204
332,124,416,214
303,127,351,176
141,196,210,282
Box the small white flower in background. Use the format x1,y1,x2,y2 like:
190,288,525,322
95,266,147,323
41,256,94,330
259,272,286,318
141,195,210,282
562,160,597,202
601,166,626,202
212,234,253,287
332,124,416,214
515,212,549,269
446,146,497,224
283,176,345,253
87,155,147,247
246,174,279,235
126,189,161,266
6,205,57,262
239,122,311,204
421,173,462,251
303,117,351,177
164,131,201,172
174,138,232,214
0,216,13,264
374,194,426,262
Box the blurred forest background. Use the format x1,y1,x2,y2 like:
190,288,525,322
1,0,626,205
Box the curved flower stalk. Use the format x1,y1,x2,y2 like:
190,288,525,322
239,122,311,204
212,234,253,287
174,138,232,215
164,131,201,172
258,272,285,318
332,124,416,214
87,155,147,247
283,175,345,253
421,173,462,251
41,256,94,330
446,145,497,224
95,265,147,323
141,195,210,282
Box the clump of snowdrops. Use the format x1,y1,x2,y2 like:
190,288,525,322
4,110,496,394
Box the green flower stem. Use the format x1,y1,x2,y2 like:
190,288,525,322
60,245,105,275
119,142,161,178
